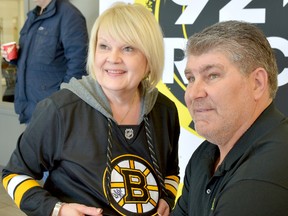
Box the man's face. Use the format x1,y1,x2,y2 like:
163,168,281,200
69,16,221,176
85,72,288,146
184,51,257,145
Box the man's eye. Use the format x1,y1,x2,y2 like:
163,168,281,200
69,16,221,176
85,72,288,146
209,74,219,80
187,76,195,83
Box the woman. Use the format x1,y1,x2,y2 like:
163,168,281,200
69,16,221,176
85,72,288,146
2,2,180,216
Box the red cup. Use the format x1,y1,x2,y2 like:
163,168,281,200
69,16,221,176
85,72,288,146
2,42,18,61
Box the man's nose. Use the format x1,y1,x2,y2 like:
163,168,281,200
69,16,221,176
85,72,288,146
186,79,207,100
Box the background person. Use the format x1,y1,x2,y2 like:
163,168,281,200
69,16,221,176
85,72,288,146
171,20,288,216
1,0,88,124
2,2,180,216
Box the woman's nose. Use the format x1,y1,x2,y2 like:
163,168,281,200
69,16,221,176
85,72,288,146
106,50,121,63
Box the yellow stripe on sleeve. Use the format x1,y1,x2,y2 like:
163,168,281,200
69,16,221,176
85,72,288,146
14,179,40,208
165,183,178,197
2,174,18,190
166,175,180,183
164,175,180,197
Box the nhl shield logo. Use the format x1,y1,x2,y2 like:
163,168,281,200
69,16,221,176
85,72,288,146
124,128,134,140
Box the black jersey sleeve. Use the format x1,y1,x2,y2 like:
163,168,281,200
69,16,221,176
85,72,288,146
2,97,63,216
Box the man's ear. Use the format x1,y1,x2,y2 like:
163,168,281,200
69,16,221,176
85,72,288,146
251,67,269,100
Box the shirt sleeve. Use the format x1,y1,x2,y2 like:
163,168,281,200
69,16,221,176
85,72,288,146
60,8,88,82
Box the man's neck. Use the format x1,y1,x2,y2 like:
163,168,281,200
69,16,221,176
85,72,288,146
37,0,52,15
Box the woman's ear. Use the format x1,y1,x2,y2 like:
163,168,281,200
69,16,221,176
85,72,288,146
251,67,269,100
143,69,150,80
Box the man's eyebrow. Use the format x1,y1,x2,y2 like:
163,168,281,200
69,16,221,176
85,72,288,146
184,64,223,75
200,64,223,73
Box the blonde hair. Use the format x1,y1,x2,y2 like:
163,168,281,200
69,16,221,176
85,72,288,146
87,2,164,91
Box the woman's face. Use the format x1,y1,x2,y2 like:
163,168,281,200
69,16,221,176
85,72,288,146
94,27,148,95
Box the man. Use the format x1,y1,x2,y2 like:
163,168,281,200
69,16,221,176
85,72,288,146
1,0,88,124
171,20,288,216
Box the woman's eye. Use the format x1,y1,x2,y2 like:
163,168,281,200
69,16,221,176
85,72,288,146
123,46,133,52
98,44,109,50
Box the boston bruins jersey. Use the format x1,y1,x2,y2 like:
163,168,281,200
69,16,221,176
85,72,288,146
2,76,180,216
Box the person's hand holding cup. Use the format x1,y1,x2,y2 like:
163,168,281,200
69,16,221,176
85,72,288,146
1,42,18,62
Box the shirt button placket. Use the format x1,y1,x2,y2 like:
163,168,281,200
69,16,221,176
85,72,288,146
206,188,211,194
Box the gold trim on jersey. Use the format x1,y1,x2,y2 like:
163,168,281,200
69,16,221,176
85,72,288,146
2,174,40,207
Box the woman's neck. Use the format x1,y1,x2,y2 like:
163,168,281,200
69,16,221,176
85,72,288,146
108,90,141,125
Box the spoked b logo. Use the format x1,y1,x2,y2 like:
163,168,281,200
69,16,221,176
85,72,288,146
103,154,160,216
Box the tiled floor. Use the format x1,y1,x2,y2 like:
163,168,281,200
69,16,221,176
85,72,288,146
0,166,26,216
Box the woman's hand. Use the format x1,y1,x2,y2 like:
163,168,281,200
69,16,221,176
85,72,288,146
59,203,103,216
157,199,170,216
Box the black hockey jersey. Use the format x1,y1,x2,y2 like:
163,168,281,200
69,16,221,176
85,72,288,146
2,76,180,216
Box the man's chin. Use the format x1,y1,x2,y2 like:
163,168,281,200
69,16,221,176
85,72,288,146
194,125,207,136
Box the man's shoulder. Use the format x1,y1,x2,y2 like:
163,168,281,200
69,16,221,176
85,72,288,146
56,0,84,15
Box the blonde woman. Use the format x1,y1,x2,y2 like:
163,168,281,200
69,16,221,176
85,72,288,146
2,2,180,216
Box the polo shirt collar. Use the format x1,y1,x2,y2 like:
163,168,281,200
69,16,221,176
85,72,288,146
33,0,56,16
213,102,281,174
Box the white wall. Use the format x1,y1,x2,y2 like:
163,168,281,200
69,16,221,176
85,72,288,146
70,0,99,35
0,68,25,166
0,0,24,44
0,102,25,166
